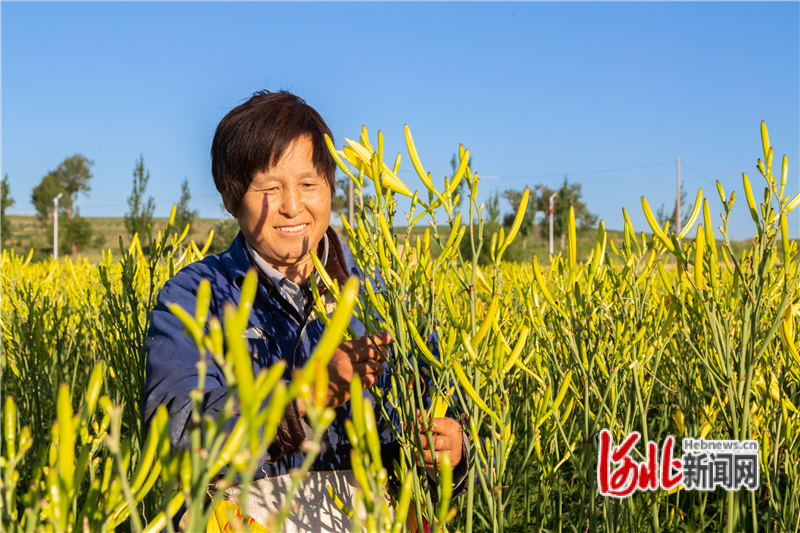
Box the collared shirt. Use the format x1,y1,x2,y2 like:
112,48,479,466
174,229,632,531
244,234,329,317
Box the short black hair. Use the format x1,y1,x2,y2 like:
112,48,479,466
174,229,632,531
211,90,336,216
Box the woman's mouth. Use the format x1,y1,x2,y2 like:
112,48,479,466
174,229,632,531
275,223,309,235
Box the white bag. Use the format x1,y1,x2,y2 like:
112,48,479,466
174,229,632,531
220,470,395,532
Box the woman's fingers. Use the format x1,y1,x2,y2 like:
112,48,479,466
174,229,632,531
421,450,453,467
418,432,460,454
321,332,393,409
346,332,393,349
349,344,388,364
353,359,385,380
366,331,394,346
361,374,378,389
338,334,392,365
430,417,461,435
417,417,464,467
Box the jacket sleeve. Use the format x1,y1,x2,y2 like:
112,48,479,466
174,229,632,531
143,280,306,462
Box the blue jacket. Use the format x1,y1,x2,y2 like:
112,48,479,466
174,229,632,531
144,227,409,477
145,227,476,492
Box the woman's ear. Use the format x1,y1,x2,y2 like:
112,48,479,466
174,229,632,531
222,196,237,218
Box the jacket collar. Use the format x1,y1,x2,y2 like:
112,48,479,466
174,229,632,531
217,228,357,292
218,231,255,288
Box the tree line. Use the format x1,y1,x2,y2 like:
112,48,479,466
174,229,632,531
0,150,697,260
0,151,599,259
447,153,598,264
0,154,200,256
464,177,596,265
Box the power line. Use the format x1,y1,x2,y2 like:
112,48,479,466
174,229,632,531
396,161,675,181
679,162,718,186
483,161,676,180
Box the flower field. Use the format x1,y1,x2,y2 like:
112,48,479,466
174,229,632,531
2,122,799,532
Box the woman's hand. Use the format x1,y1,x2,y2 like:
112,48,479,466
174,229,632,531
297,332,393,416
417,415,464,474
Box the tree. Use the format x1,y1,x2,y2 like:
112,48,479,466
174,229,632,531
1,174,14,248
30,154,95,254
331,172,371,223
331,176,349,217
125,155,156,239
60,216,95,252
32,174,65,223
174,178,198,236
533,176,597,250
31,155,93,222
56,154,93,221
450,153,474,212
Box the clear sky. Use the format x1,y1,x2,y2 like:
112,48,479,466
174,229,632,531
3,1,798,241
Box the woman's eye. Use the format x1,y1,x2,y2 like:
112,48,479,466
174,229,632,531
250,186,277,194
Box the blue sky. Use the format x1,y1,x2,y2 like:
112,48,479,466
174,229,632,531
3,1,798,241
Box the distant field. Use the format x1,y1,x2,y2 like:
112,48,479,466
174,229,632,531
2,215,352,264
1,214,762,266
2,215,223,264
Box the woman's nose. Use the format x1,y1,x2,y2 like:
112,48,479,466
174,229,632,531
280,186,302,217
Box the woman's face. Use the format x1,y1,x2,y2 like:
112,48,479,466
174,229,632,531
234,135,331,281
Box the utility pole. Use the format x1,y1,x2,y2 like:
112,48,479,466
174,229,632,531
53,192,63,260
549,191,558,256
676,157,681,234
348,176,354,228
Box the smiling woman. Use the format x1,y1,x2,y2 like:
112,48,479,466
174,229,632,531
143,90,468,532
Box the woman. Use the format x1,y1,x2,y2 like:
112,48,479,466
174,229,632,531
143,90,468,531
